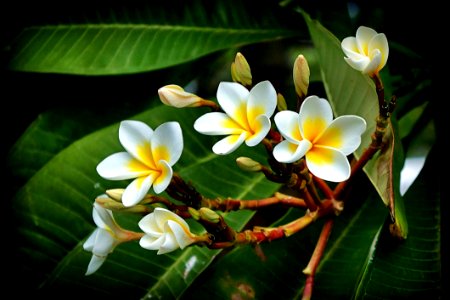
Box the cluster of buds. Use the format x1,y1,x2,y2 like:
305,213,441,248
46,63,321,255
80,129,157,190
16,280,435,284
83,25,390,299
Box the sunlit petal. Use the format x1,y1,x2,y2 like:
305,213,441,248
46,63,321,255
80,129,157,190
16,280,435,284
299,96,333,141
341,37,361,59
363,49,382,74
153,160,172,194
247,80,277,121
306,146,350,182
122,174,157,207
369,33,389,71
85,255,106,276
274,110,302,143
245,115,271,147
167,220,195,249
119,120,154,167
356,26,377,55
212,133,247,155
273,140,312,163
151,122,183,166
139,234,164,250
216,82,249,118
194,112,243,135
97,152,151,180
317,115,366,155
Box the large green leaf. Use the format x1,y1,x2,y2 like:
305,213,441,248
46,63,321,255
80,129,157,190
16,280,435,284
7,0,298,75
12,104,281,298
301,11,408,237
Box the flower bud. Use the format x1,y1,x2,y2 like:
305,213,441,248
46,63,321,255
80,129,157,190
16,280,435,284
277,93,287,111
158,85,204,108
199,207,221,223
293,54,310,99
236,157,262,172
231,52,252,87
105,189,125,201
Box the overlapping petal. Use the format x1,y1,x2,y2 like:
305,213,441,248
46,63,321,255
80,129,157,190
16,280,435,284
97,120,183,207
273,96,366,182
212,133,248,155
341,26,389,75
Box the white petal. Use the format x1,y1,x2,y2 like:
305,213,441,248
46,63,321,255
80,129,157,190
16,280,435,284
299,96,333,141
85,254,107,276
273,140,311,163
317,115,366,155
363,49,382,74
139,234,164,250
167,220,195,249
153,160,172,194
245,115,271,147
274,110,301,143
151,122,183,166
341,37,366,61
92,202,116,230
212,133,247,155
157,224,180,254
122,174,156,207
247,80,277,121
344,57,369,72
139,213,163,236
194,112,243,135
216,82,249,118
356,26,377,55
154,207,190,230
119,120,154,167
83,229,99,252
92,228,115,256
97,152,150,180
305,146,350,182
369,33,389,71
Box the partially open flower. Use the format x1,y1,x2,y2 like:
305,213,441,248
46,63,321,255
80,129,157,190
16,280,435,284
194,81,277,155
97,120,183,207
158,85,205,108
341,26,389,75
273,96,366,182
138,207,197,254
83,200,138,275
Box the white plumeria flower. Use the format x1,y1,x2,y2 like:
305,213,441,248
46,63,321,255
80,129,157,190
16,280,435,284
194,80,277,155
138,207,197,254
273,96,367,182
341,26,389,75
97,120,183,207
83,200,130,275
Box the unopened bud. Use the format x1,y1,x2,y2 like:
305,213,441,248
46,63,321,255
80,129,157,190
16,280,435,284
106,189,125,201
199,207,221,223
277,93,287,111
236,157,262,172
231,52,252,87
188,207,200,220
158,85,204,108
96,195,150,213
293,54,310,99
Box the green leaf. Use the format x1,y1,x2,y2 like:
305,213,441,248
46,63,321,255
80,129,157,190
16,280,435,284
7,1,298,75
301,11,408,237
12,104,281,298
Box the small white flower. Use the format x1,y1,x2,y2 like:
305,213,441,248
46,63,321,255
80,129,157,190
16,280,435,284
83,201,129,275
97,120,183,207
138,207,197,254
273,96,366,182
194,81,277,155
341,26,389,75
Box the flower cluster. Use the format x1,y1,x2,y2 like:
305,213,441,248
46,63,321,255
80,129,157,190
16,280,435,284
83,25,388,280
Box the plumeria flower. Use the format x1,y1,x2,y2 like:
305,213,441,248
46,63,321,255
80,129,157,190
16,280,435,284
341,26,389,75
83,200,140,275
97,120,183,207
273,96,366,182
138,207,198,254
194,80,277,155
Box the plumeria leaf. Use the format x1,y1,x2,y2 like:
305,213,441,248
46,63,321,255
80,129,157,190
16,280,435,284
301,11,408,237
7,0,298,75
10,104,281,298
